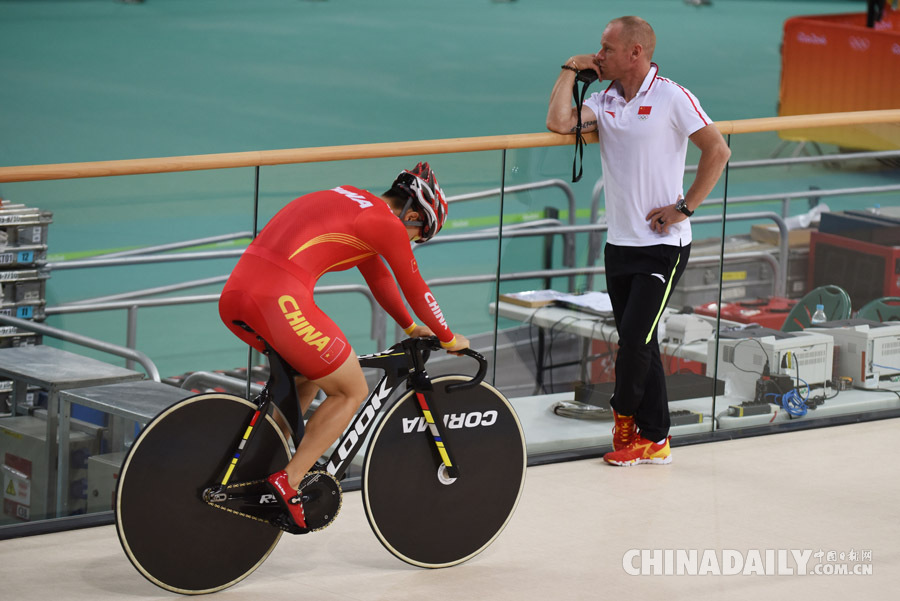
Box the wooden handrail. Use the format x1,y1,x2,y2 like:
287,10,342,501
1,109,898,184
715,108,900,135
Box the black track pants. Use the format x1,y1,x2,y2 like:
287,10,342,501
604,242,690,442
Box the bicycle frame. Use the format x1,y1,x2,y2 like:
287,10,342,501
116,336,519,593
213,344,303,489
214,336,483,494
324,337,483,480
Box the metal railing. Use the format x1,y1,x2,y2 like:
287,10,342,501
590,149,900,223
0,314,160,381
449,178,576,222
0,109,897,543
2,110,896,376
45,286,386,362
585,149,900,286
38,210,792,356
583,212,790,295
40,178,580,354
37,157,894,358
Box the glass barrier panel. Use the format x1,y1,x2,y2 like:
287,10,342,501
710,124,900,436
254,153,505,485
0,168,256,525
1,115,897,535
1,168,258,374
256,152,505,357
494,133,730,460
494,143,605,461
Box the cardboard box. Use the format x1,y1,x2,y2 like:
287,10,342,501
750,224,812,248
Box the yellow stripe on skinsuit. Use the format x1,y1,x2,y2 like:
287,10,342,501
645,253,681,344
315,252,377,279
288,233,376,260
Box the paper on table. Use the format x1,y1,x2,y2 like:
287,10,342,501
499,290,567,308
555,291,613,313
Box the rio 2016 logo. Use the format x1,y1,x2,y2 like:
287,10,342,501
848,36,870,51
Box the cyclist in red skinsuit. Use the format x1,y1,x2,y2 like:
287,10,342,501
219,162,469,532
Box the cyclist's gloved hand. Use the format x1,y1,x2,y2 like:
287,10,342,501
443,333,470,356
407,324,435,339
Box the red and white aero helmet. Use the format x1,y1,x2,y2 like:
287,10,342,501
391,162,448,243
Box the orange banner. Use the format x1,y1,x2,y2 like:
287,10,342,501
778,6,900,150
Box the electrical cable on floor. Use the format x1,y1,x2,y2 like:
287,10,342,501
875,387,900,401
551,399,611,420
782,387,810,417
592,315,618,381
546,314,584,393
765,376,811,418
526,306,551,392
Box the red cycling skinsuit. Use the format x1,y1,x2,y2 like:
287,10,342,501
219,185,455,380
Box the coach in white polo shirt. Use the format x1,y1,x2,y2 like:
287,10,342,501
547,16,730,467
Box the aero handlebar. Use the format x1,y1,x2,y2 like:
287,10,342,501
408,337,487,393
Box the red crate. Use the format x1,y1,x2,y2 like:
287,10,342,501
589,340,706,383
695,297,797,330
808,231,900,308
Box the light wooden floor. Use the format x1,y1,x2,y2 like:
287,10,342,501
3,419,898,600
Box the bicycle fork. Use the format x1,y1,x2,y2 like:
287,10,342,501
408,371,460,481
323,340,462,482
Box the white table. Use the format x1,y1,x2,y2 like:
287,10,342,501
0,346,144,517
491,301,727,392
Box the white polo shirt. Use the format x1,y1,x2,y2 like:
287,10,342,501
584,63,711,247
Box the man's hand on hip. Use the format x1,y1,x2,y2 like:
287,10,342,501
646,197,688,235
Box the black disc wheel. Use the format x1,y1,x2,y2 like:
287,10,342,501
362,376,526,568
115,393,291,594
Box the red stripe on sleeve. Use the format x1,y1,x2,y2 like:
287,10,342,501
675,82,708,125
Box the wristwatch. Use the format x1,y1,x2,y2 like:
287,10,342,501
675,198,694,217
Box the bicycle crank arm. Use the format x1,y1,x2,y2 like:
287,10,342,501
203,472,343,534
203,481,283,514
202,479,266,502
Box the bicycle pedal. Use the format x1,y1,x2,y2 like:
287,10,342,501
272,514,310,536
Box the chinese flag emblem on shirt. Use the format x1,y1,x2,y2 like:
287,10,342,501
638,106,652,120
321,337,346,364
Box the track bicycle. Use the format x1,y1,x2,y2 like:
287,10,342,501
115,335,527,595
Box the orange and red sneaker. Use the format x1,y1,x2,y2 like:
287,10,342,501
267,470,308,532
603,436,672,466
611,411,637,451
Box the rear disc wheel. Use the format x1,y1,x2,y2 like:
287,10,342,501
115,393,291,594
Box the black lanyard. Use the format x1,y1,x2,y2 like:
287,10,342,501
571,71,596,183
